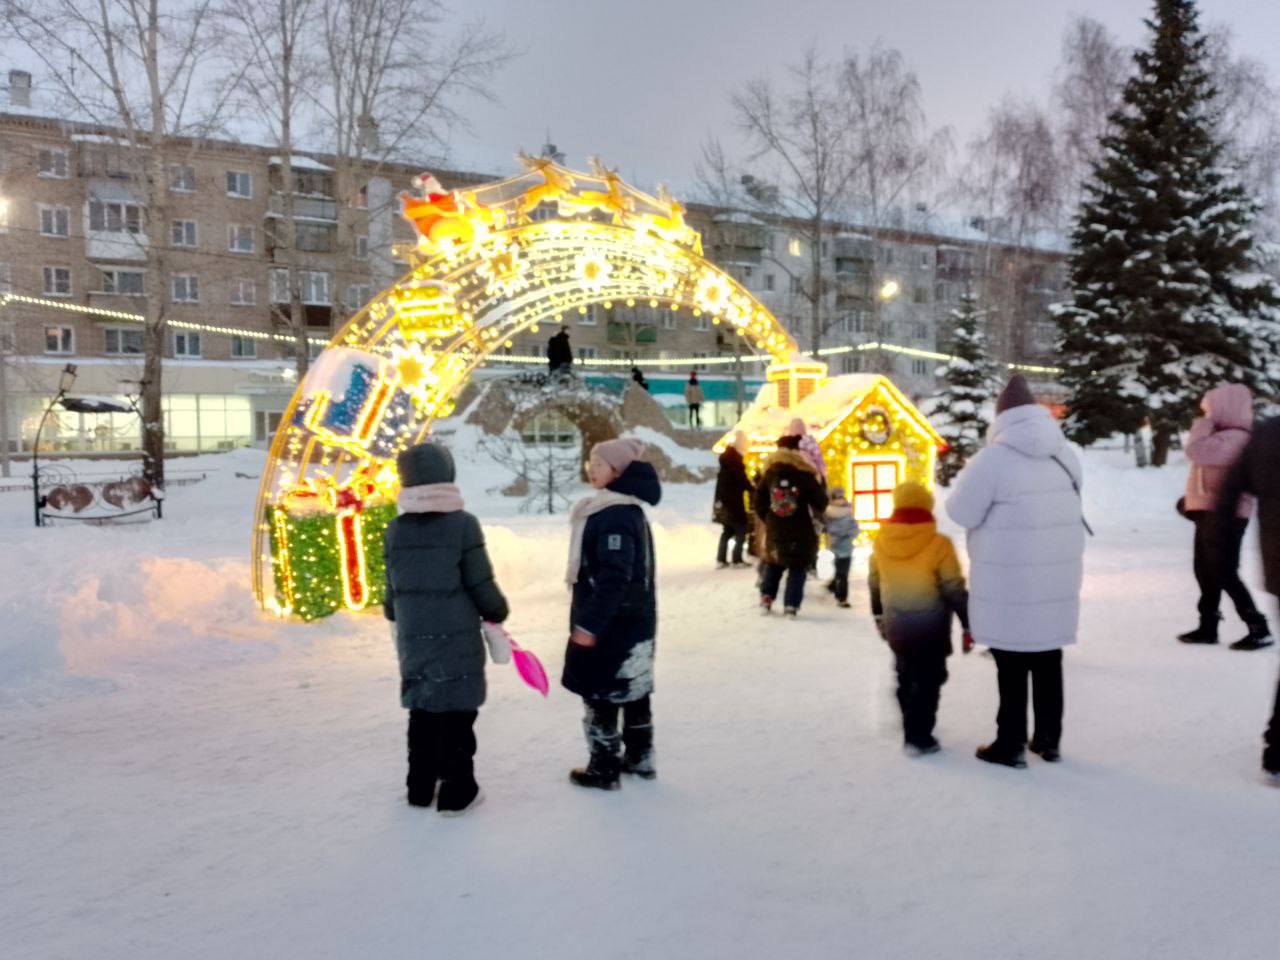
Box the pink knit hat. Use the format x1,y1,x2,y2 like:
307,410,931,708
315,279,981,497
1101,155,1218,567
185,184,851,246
591,437,646,475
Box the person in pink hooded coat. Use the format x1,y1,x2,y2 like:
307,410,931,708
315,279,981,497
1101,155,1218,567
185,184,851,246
1178,383,1271,649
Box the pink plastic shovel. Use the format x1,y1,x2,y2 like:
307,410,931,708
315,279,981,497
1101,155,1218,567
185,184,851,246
509,638,550,698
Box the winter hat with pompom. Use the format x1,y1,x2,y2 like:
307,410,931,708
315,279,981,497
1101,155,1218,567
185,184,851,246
591,437,646,475
892,481,934,513
995,375,1036,415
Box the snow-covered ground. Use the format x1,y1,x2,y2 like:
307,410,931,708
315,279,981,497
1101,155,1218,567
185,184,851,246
2,442,1278,960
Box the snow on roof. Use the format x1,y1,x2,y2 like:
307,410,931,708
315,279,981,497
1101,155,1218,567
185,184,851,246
712,210,767,226
270,155,332,172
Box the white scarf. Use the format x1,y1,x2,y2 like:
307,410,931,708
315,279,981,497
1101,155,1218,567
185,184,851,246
565,490,649,585
398,483,465,514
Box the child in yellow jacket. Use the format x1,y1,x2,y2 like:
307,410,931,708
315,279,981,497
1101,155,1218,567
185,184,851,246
869,482,971,756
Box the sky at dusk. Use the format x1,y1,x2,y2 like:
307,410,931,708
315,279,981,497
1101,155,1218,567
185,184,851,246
450,0,1280,193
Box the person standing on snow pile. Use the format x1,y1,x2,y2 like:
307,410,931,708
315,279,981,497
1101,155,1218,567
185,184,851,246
713,431,753,569
630,365,650,392
870,482,971,756
383,442,510,816
823,487,859,607
547,325,574,375
945,375,1086,769
1177,383,1271,650
1216,414,1280,785
754,433,828,617
684,371,705,428
562,438,662,790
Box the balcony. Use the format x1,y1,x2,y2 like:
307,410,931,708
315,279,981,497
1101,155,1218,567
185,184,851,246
267,194,338,221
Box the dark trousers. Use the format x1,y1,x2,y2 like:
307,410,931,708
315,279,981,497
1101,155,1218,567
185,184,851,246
1193,515,1262,625
583,696,653,773
1265,670,1280,774
407,709,478,801
895,651,949,747
688,403,702,428
760,563,807,609
717,521,747,565
991,649,1063,752
830,556,852,603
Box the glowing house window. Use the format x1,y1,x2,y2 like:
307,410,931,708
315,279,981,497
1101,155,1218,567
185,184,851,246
851,460,900,523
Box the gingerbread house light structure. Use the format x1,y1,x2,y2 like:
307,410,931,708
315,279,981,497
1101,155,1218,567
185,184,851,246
719,363,945,532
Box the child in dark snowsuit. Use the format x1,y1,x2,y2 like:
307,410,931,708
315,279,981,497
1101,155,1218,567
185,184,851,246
869,482,970,756
384,442,509,815
563,438,662,790
823,487,859,607
754,439,828,616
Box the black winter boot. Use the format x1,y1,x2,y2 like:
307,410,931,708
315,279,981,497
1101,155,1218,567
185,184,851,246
1178,617,1220,644
569,765,621,790
975,743,1028,769
1230,619,1274,651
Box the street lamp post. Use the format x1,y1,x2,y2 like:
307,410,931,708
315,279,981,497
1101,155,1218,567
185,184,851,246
32,363,77,527
875,278,901,373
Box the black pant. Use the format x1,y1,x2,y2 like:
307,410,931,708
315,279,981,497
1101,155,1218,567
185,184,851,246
760,563,807,609
717,521,747,565
831,556,851,603
1193,514,1262,625
688,403,701,428
407,709,478,800
895,651,948,747
583,696,653,773
1265,662,1280,774
991,649,1063,752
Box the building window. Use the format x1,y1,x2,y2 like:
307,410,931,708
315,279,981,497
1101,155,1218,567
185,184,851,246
346,283,372,310
578,346,598,360
231,335,257,358
911,359,928,376
174,332,202,357
738,264,754,284
271,268,289,303
355,235,369,260
764,273,775,292
0,196,8,232
788,237,802,258
841,354,863,374
920,250,931,268
694,313,710,332
0,263,10,295
44,326,74,355
851,460,900,524
578,304,597,326
172,219,198,247
101,269,145,295
43,266,72,297
302,270,329,305
228,224,255,253
913,286,929,304
356,184,369,209
39,205,70,238
171,274,200,303
89,201,143,234
38,148,69,179
789,275,802,295
105,327,144,355
661,309,676,330
230,278,256,305
169,164,196,193
295,222,334,253
226,170,253,198
692,351,709,371
255,410,284,443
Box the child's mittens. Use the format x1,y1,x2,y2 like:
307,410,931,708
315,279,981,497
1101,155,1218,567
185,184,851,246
962,631,974,655
483,621,513,664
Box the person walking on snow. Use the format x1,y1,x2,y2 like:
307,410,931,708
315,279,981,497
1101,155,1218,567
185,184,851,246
754,435,828,616
713,431,752,568
547,325,574,375
383,442,509,815
823,487,859,607
946,375,1086,768
685,371,705,429
1178,383,1271,649
870,482,971,756
1217,415,1280,785
562,438,662,790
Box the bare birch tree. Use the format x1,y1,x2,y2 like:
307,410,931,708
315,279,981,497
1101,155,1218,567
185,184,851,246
220,0,320,377
2,0,239,486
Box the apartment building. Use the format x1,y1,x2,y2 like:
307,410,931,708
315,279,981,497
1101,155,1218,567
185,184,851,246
0,71,1068,456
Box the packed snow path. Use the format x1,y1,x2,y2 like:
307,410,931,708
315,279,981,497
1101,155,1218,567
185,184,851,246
2,449,1278,959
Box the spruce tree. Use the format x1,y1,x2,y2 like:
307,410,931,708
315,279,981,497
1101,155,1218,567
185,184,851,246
1055,0,1280,464
927,294,997,485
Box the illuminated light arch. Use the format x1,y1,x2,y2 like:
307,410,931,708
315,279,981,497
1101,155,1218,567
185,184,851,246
252,157,811,620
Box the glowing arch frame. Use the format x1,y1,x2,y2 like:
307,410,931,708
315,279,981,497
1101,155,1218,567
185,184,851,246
252,157,806,619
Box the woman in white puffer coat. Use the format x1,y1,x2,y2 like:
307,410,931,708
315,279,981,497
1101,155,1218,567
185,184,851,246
945,376,1086,769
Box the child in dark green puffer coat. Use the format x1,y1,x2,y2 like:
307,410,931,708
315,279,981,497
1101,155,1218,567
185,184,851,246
384,442,509,816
